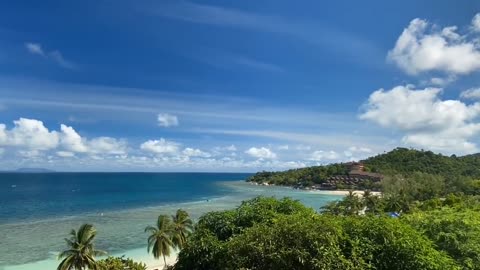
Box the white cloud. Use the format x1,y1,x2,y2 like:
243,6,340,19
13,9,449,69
310,150,339,161
460,88,480,100
429,76,456,87
157,113,179,127
344,146,373,159
472,13,480,32
295,145,311,151
361,85,480,154
245,147,277,159
140,138,180,154
56,151,75,157
59,124,126,155
278,144,289,150
0,118,128,157
348,146,372,153
225,144,237,151
60,124,88,153
25,43,45,56
182,147,211,157
0,118,59,150
24,42,75,69
388,16,480,75
49,50,76,69
88,137,127,155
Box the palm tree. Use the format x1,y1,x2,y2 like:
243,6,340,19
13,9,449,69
171,209,194,249
57,223,106,270
145,215,174,267
343,190,362,215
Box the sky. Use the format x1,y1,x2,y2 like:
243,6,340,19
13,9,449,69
1,0,480,171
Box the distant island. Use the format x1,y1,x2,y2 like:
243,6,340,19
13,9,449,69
247,147,480,191
13,168,56,173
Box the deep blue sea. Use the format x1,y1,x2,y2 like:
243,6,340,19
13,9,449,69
0,173,342,270
0,172,250,224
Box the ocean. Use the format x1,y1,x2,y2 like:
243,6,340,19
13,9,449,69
0,173,343,270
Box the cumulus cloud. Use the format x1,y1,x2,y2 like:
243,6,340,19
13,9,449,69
88,137,127,155
0,118,127,156
157,113,179,127
182,147,211,157
344,146,373,159
140,138,180,154
429,76,457,87
56,151,75,157
245,147,277,159
388,14,480,75
0,118,59,150
214,145,237,152
460,88,480,100
310,150,339,161
361,85,480,154
60,124,88,153
472,13,480,32
25,42,76,69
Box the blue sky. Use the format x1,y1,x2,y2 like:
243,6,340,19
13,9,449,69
1,0,480,171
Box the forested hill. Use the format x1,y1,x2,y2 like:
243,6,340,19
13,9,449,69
363,148,480,178
247,148,480,186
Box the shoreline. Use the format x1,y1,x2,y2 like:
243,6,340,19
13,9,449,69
2,180,345,270
248,182,381,197
305,189,381,197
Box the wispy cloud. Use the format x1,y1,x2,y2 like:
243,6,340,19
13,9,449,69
0,77,359,128
158,113,179,127
184,48,284,73
25,43,45,56
231,55,284,72
195,128,391,150
24,42,76,69
142,1,382,65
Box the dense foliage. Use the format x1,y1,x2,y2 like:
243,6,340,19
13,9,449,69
247,148,480,191
247,163,349,186
172,196,473,270
97,256,147,270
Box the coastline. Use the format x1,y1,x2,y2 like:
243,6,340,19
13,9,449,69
306,189,381,197
2,180,345,270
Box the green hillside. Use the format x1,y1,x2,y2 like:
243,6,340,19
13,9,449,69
247,148,480,188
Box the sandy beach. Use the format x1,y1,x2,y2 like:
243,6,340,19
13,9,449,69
145,254,178,270
309,189,381,197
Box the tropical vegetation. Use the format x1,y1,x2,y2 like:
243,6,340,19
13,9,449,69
247,148,480,193
56,148,480,270
57,223,106,270
145,209,194,267
172,196,479,270
57,209,192,270
96,256,147,270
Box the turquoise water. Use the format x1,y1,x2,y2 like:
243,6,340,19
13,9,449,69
0,173,343,269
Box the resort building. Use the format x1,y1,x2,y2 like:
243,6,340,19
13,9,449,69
316,162,383,190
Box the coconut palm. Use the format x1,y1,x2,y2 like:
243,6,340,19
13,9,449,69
145,215,174,267
171,209,194,249
57,223,106,270
343,190,362,215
